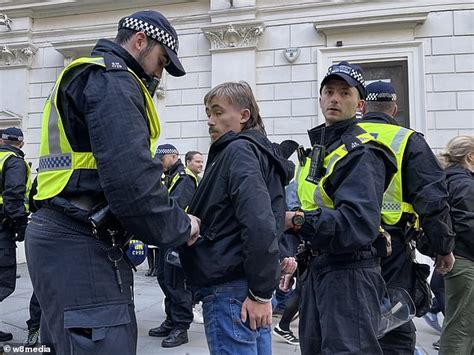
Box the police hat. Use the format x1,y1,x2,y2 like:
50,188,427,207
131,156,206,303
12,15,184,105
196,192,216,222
2,127,24,142
155,144,179,158
119,10,185,77
366,81,397,102
320,61,367,99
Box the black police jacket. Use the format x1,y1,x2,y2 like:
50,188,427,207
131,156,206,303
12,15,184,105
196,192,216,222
300,119,397,255
445,164,474,261
49,39,190,247
165,160,196,210
362,113,455,259
180,130,294,300
0,145,29,248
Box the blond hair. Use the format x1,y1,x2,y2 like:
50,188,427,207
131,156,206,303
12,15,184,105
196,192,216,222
204,81,266,135
440,135,474,168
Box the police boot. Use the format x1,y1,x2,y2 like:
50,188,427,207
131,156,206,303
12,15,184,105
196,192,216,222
161,328,188,348
149,319,173,337
0,330,13,342
23,327,40,347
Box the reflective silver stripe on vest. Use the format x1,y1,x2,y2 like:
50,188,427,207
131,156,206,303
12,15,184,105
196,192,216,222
38,153,72,171
390,127,409,154
47,82,62,155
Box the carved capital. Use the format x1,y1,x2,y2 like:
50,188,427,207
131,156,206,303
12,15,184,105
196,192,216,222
202,21,265,52
0,43,37,68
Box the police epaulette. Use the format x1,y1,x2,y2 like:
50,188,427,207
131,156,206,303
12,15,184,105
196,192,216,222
103,53,127,72
179,171,187,177
341,133,363,152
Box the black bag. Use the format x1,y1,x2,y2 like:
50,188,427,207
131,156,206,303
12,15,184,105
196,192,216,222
411,263,432,317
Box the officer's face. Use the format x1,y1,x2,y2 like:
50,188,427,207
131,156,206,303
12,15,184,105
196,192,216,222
319,79,364,126
160,154,178,172
187,154,204,175
137,38,170,79
206,96,249,143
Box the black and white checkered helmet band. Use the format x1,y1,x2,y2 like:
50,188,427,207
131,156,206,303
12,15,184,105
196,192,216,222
156,148,179,155
121,17,178,53
326,64,366,86
366,92,397,101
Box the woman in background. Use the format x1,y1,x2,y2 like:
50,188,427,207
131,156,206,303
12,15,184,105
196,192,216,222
439,135,474,355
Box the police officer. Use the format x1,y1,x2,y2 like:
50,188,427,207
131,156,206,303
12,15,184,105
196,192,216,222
25,10,200,354
287,61,397,354
0,127,31,342
149,144,197,348
361,81,455,354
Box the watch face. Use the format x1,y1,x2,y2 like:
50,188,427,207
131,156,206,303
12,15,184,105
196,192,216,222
292,214,305,227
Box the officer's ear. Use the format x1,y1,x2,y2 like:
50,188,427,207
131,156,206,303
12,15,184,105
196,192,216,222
356,98,364,113
392,104,398,117
19,141,25,149
134,31,148,51
361,101,367,115
239,108,250,125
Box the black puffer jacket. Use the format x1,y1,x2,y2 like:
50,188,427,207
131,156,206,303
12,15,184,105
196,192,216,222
180,130,294,299
445,165,474,261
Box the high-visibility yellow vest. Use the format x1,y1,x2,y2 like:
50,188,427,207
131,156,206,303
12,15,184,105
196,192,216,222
0,150,32,212
296,130,389,211
35,57,161,201
357,122,416,225
168,168,198,193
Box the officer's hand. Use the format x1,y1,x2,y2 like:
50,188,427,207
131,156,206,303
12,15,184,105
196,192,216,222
279,274,294,292
241,297,272,331
435,252,455,275
284,211,296,231
12,222,27,242
280,257,297,275
186,214,201,246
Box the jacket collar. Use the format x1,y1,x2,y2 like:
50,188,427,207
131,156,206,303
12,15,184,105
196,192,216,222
362,112,399,126
307,118,357,148
0,144,24,157
91,39,152,83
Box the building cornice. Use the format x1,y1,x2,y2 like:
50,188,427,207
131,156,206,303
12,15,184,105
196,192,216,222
314,10,429,35
202,21,265,52
0,42,37,68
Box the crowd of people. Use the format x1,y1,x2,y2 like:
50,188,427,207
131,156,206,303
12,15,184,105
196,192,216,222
0,8,472,355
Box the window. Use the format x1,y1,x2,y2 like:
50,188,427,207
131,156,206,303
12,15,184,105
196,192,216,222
359,61,410,128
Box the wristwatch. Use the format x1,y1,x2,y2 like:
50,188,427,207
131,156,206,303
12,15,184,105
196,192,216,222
291,211,305,230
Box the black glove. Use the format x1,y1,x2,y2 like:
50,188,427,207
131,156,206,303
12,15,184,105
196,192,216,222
12,223,27,242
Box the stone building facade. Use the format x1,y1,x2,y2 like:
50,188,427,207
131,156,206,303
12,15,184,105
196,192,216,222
0,0,472,261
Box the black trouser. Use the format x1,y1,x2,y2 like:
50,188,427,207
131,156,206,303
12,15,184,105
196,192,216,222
279,279,302,331
299,255,384,355
26,292,41,330
379,241,417,354
0,246,16,303
25,208,137,355
157,248,193,329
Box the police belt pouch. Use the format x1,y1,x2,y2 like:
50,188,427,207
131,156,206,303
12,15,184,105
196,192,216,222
373,230,392,258
165,249,182,268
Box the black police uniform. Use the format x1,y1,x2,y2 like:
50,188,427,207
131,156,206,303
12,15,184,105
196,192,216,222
154,160,196,341
0,144,29,304
25,36,190,354
362,112,455,354
298,119,397,355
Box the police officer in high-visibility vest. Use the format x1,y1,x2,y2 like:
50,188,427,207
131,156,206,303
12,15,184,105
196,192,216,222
361,81,455,354
149,144,197,348
0,127,31,342
286,61,397,354
25,10,200,354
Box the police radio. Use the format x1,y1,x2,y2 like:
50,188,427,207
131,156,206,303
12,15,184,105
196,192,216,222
305,128,326,185
146,77,160,97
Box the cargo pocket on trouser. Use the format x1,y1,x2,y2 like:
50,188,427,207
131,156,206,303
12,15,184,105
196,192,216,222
229,298,261,343
64,303,134,354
